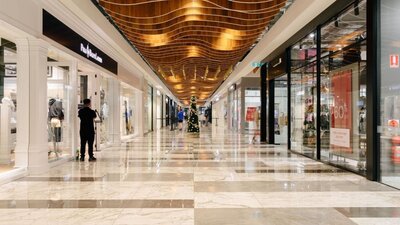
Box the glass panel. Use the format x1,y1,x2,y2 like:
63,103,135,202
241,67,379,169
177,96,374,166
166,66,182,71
244,88,260,131
0,39,17,169
120,85,135,136
290,63,317,157
321,0,366,57
275,75,288,144
380,0,400,188
320,41,367,173
47,66,72,161
99,77,110,145
291,31,317,70
147,85,153,131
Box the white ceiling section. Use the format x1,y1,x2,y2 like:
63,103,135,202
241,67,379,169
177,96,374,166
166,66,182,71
43,0,180,103
208,0,336,104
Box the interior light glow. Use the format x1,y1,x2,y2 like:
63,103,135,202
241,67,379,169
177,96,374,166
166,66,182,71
142,33,169,47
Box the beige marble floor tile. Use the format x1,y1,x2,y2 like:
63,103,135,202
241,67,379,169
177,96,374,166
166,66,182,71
350,218,400,225
254,192,400,208
195,208,356,225
195,192,262,208
114,209,194,225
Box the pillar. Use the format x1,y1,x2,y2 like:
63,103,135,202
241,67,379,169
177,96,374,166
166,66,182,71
109,78,121,146
14,38,49,174
260,64,267,142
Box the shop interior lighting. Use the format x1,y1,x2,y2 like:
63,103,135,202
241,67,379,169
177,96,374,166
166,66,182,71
334,17,339,27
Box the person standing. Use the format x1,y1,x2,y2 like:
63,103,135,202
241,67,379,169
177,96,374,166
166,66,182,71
177,108,184,131
78,99,97,161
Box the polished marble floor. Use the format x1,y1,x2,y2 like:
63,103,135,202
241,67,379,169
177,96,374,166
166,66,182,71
0,127,399,224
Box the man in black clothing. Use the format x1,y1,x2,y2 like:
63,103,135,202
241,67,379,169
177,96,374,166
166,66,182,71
78,99,97,161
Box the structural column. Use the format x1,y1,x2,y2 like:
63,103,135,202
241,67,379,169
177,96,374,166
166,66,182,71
69,60,78,155
136,90,144,137
267,79,275,144
260,64,267,142
109,78,121,146
14,38,49,174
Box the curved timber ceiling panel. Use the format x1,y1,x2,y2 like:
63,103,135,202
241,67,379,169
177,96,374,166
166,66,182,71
98,0,288,104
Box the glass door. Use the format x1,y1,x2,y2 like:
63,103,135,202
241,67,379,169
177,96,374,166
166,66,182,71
47,62,74,161
274,75,288,144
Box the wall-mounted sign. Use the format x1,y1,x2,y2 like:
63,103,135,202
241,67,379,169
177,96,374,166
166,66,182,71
390,54,399,68
252,62,266,68
42,10,118,74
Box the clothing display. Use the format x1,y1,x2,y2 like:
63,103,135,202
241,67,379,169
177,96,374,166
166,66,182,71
48,98,64,120
48,98,64,143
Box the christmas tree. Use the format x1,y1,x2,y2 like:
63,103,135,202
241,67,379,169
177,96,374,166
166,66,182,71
187,96,200,133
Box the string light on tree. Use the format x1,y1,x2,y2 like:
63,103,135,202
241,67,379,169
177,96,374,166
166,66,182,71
187,96,200,133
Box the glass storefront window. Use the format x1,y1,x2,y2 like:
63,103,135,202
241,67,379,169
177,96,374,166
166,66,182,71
318,0,367,172
380,0,400,188
321,0,366,57
290,63,317,157
275,75,288,144
244,88,261,131
120,84,135,137
147,85,153,132
320,43,367,172
291,31,317,70
99,77,110,145
47,65,72,161
0,39,17,169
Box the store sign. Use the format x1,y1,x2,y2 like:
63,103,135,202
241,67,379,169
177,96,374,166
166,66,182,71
330,69,352,151
330,128,350,148
390,54,399,68
80,43,103,63
42,10,118,74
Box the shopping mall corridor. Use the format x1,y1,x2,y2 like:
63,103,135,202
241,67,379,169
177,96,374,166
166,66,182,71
0,128,399,225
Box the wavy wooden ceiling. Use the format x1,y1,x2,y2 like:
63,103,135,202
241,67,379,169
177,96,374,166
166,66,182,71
98,0,287,104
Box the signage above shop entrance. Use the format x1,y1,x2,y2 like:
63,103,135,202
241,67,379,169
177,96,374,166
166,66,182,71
42,10,118,74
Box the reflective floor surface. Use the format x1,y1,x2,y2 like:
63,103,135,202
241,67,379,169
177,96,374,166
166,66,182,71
0,127,399,225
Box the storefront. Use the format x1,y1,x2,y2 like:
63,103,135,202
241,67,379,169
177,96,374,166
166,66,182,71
155,89,163,130
378,0,400,188
0,37,18,173
253,0,367,175
144,84,153,133
228,84,240,131
120,83,136,138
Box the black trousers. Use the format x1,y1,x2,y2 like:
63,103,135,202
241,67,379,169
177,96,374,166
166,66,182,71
80,132,94,158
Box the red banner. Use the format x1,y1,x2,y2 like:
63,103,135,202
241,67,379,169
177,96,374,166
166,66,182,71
330,69,352,152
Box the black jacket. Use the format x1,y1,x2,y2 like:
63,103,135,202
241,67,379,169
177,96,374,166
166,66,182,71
78,107,96,134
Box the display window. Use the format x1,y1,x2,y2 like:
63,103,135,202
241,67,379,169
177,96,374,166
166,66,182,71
244,88,261,131
0,38,17,170
99,77,111,145
47,65,73,161
318,0,366,172
290,63,317,157
274,75,288,144
120,84,135,137
380,0,400,188
228,87,239,130
145,85,153,132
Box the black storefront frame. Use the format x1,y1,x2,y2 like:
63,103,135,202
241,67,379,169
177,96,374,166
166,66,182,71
273,0,376,178
366,0,380,181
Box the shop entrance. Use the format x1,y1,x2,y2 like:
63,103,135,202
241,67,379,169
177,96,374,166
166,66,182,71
274,75,288,145
47,62,75,161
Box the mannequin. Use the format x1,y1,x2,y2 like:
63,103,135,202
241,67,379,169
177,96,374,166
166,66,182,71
48,98,64,142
